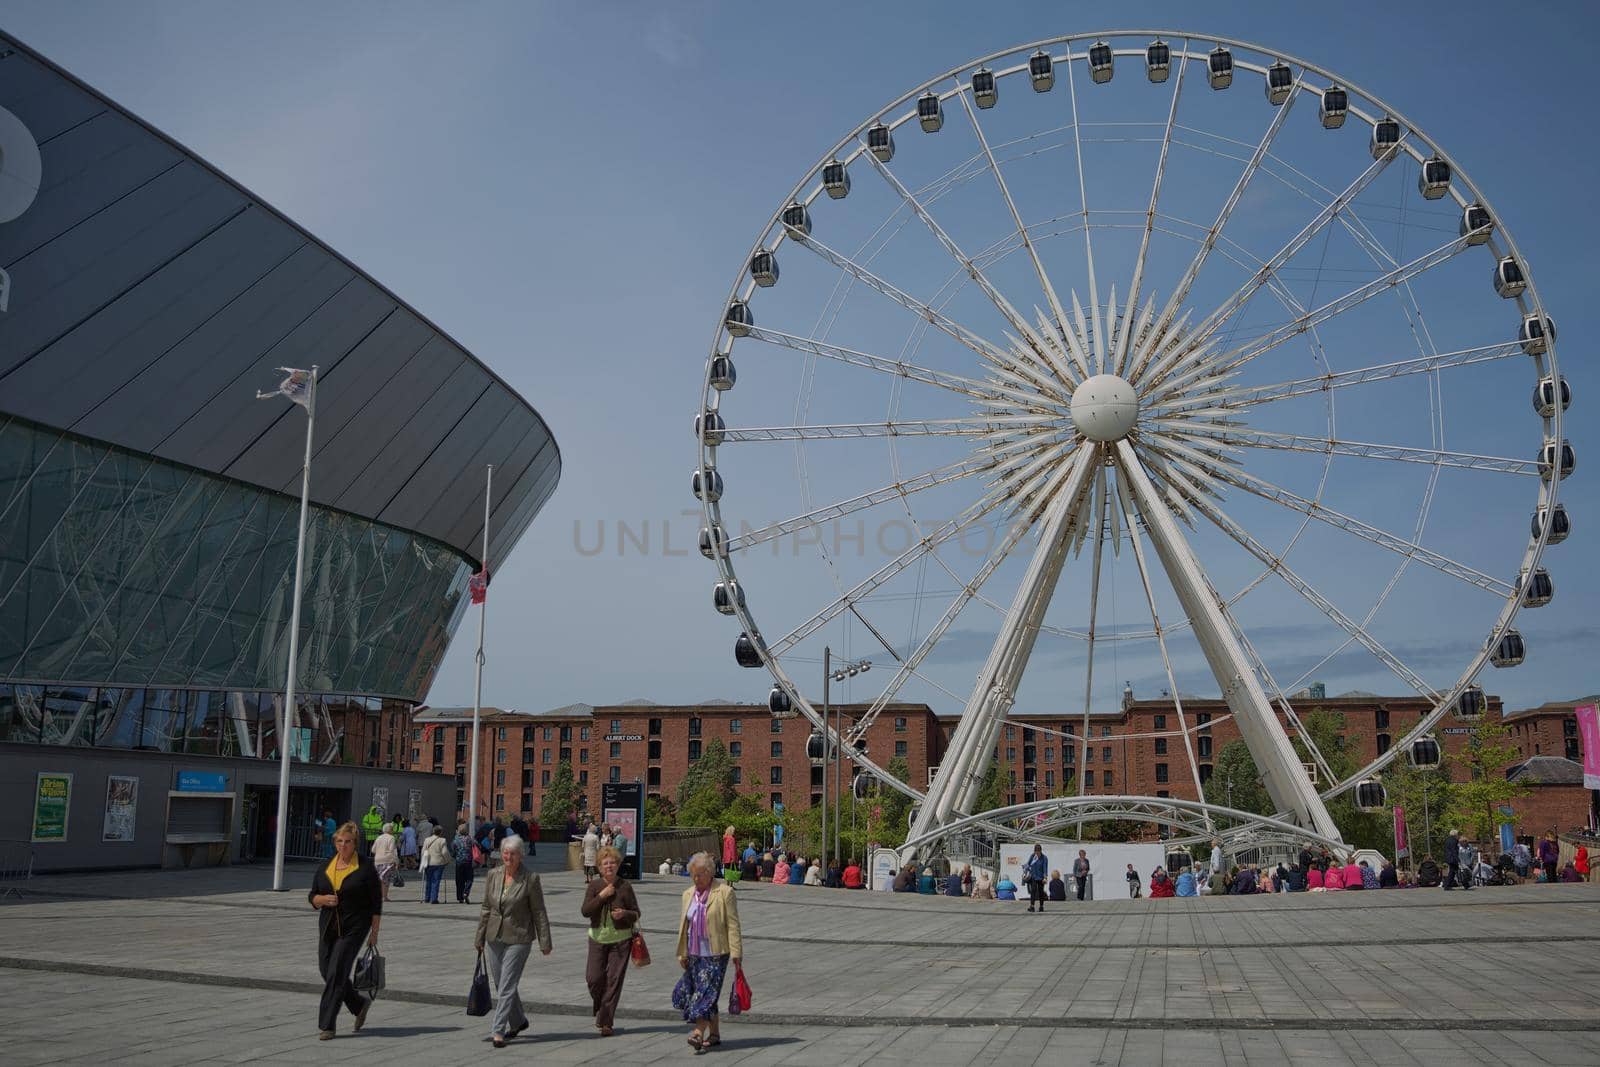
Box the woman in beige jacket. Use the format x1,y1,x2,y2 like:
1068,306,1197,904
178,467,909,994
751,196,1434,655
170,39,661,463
675,852,742,1051
475,835,552,1047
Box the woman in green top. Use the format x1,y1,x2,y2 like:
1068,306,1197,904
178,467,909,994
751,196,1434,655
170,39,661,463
579,846,640,1036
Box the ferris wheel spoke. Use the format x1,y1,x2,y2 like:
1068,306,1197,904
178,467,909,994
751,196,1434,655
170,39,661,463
791,232,1016,369
1161,425,1540,476
1191,458,1515,598
858,138,1062,375
741,325,1049,410
1062,43,1106,372
1188,144,1403,352
1150,67,1304,353
766,484,1017,658
847,456,1084,741
720,414,1054,443
954,88,1086,386
1073,462,1110,815
1111,468,1211,825
727,455,998,554
1118,43,1189,380
1209,232,1475,375
1184,486,1443,706
1146,341,1526,417
1112,440,1341,841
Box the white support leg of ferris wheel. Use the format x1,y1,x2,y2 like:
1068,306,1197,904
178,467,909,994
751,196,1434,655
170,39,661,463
909,446,1098,843
1112,439,1343,843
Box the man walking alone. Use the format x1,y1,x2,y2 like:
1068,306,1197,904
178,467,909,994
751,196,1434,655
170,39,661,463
1072,849,1091,901
1023,845,1049,912
1443,830,1461,890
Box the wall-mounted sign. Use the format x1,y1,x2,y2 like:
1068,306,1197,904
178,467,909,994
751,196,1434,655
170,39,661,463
1442,728,1471,735
103,775,139,842
32,772,71,842
603,734,643,742
176,770,229,793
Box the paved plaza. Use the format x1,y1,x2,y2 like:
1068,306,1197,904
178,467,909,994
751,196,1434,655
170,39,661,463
3,856,1599,1065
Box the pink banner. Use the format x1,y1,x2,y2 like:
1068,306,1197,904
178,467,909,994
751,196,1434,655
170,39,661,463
1393,806,1409,860
1577,704,1600,790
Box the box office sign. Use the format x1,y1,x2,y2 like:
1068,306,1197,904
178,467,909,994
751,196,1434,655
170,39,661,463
32,772,72,843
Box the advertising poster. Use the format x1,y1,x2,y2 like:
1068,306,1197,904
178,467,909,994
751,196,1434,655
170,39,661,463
408,788,423,824
1392,806,1408,860
31,772,72,842
103,776,139,842
371,787,389,817
600,781,644,879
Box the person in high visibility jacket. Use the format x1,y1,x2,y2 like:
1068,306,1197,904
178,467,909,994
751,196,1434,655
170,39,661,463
361,805,384,851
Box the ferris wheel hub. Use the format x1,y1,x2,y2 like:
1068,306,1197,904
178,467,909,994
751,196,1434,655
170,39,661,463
1070,374,1138,441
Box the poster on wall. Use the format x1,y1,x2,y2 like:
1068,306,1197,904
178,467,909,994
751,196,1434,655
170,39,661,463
408,789,423,824
371,787,389,819
102,776,139,842
31,772,72,843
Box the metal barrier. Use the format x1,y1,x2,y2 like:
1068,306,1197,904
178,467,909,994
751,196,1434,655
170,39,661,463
0,841,34,899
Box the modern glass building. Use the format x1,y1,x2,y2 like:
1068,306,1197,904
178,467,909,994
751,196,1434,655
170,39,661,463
0,32,560,784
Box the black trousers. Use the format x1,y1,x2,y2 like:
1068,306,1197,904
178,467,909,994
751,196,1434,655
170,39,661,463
1075,875,1088,901
317,928,368,1032
1544,860,1558,884
1026,879,1045,907
456,860,475,902
1444,861,1459,888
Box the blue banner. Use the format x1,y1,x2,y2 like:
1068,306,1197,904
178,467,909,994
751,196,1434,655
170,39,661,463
176,770,228,793
1499,822,1515,854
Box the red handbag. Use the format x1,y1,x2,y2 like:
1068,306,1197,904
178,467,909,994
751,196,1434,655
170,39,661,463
630,932,651,968
729,962,752,1014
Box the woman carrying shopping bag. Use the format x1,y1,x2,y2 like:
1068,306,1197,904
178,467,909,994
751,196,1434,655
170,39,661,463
674,852,742,1052
474,835,552,1047
580,845,641,1036
307,822,381,1040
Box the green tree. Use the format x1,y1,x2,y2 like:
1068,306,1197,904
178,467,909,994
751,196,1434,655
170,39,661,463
1205,740,1271,816
643,794,677,831
539,760,581,829
1290,709,1389,853
972,753,1006,815
1384,757,1453,861
723,792,772,844
1445,720,1529,843
676,738,736,828
874,756,915,847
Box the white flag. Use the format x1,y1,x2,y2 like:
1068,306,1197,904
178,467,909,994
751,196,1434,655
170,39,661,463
257,367,312,408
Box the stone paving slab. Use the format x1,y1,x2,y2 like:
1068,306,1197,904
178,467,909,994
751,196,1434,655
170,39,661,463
3,862,1600,1064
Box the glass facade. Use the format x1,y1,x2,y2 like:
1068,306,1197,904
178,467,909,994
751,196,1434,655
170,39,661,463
0,683,413,767
0,415,474,704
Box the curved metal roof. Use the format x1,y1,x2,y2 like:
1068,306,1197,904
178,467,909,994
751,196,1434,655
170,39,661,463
0,31,559,568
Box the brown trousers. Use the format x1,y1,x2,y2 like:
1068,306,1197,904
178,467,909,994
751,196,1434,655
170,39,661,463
585,937,632,1028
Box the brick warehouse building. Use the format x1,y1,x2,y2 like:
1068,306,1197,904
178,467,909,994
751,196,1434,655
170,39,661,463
948,692,1506,808
409,692,1595,837
412,701,943,819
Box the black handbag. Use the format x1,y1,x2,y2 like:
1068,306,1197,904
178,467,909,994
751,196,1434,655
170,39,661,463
466,951,492,1016
352,945,386,996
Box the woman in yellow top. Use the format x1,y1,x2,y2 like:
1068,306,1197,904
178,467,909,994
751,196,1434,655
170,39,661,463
307,821,382,1040
675,851,742,1051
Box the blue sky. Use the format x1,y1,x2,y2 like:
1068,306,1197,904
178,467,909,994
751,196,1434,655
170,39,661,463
4,1,1592,717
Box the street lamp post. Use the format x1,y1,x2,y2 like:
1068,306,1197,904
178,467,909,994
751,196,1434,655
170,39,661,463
821,649,870,866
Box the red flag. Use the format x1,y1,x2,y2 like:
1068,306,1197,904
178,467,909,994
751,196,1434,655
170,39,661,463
469,568,489,604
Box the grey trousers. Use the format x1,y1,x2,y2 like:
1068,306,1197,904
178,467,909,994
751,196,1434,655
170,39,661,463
484,940,532,1037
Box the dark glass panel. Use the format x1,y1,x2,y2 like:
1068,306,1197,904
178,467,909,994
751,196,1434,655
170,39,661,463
40,686,98,746
1,684,44,743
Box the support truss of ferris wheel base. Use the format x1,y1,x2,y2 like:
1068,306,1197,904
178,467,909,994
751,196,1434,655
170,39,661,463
696,30,1569,862
898,794,1350,858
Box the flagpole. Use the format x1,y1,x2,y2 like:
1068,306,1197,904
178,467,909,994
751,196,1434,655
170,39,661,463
467,463,492,840
272,365,317,892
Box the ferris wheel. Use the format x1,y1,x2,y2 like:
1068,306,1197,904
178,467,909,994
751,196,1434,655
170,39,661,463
694,30,1568,854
